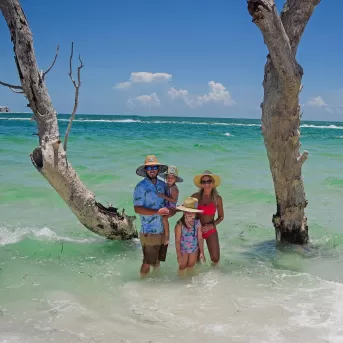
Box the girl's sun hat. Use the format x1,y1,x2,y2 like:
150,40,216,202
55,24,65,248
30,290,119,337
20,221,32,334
193,170,221,188
176,197,203,213
160,165,183,182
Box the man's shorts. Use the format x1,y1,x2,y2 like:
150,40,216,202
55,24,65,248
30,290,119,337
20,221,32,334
140,233,168,265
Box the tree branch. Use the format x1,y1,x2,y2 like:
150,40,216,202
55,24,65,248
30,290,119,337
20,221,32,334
297,150,308,164
0,80,23,90
42,45,60,80
281,0,321,55
63,42,84,152
247,0,300,84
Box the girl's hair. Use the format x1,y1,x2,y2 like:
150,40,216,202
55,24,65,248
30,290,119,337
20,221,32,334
196,176,220,207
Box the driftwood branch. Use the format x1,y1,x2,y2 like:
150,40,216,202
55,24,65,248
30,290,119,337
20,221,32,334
42,45,60,80
281,0,321,54
0,80,23,90
63,42,84,152
247,0,299,84
297,150,308,164
1,0,136,240
247,0,320,244
9,87,24,94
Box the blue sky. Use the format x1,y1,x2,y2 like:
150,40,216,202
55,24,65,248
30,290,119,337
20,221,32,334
0,0,342,120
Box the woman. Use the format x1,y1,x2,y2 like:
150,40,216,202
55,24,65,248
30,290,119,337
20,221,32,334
191,170,224,264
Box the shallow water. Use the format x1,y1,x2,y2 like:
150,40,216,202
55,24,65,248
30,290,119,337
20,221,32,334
0,114,343,342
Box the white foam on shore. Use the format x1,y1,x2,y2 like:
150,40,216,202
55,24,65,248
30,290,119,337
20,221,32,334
0,226,103,246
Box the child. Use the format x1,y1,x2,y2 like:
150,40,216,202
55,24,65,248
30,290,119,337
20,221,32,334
175,197,206,271
158,166,182,245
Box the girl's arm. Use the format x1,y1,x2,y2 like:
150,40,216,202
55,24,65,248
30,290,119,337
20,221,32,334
159,187,179,203
213,195,224,227
175,222,182,262
197,221,205,261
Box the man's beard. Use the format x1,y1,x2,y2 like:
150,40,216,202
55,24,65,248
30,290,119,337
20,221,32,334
146,173,157,182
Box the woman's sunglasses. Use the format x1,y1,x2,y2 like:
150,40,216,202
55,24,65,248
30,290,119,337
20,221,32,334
200,179,213,185
145,165,159,171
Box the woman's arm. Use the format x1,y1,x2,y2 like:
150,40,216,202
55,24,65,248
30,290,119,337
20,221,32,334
213,195,224,226
197,222,205,261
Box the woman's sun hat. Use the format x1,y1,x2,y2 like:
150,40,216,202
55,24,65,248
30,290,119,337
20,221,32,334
136,155,168,177
176,197,204,213
160,165,183,182
193,170,221,188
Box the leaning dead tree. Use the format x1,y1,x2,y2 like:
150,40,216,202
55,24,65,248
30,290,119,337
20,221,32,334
0,0,137,240
247,0,321,244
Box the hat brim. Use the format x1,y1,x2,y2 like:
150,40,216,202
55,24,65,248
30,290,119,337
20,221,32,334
136,164,168,177
176,205,203,213
193,173,221,188
158,172,183,183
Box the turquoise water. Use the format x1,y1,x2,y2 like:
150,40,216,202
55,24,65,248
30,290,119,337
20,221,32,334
0,113,343,342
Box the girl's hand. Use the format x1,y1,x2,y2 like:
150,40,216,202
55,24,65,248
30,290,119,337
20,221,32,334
200,253,206,263
177,254,183,265
158,193,165,199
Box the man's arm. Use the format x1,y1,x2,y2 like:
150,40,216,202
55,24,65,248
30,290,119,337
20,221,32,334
134,206,169,216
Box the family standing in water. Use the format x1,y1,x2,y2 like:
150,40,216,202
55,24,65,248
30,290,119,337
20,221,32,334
133,155,224,276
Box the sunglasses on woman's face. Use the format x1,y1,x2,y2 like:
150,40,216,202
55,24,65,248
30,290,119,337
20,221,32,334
145,165,159,171
201,179,213,185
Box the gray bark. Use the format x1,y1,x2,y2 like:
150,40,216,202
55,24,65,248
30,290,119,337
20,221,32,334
0,0,137,240
247,0,320,244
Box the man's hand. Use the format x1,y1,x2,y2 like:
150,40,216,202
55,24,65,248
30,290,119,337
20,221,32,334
157,207,170,216
164,234,169,245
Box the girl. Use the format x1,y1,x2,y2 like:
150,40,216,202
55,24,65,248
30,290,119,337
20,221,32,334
192,170,224,265
158,165,182,245
175,197,206,271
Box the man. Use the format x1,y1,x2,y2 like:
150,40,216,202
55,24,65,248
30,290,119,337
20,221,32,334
133,154,170,275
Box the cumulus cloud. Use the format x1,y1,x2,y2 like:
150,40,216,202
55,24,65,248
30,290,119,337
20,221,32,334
127,93,160,108
307,96,327,107
197,81,235,106
168,81,235,108
115,72,172,89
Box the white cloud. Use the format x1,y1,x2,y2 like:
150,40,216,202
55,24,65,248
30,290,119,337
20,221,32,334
168,87,189,100
115,72,172,89
127,93,160,108
115,81,131,89
307,96,327,107
197,81,235,106
168,81,235,108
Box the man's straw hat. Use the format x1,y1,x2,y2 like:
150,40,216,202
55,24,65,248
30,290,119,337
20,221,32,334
136,155,168,177
193,170,221,188
176,197,204,213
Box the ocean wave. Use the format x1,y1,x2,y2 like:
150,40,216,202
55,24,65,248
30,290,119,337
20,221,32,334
301,124,343,130
1,116,343,129
0,226,104,246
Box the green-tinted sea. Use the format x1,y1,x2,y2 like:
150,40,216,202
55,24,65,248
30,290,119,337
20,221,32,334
1,114,342,342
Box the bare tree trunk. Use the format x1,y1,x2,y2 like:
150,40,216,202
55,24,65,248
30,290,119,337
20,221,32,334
0,0,137,240
247,0,321,244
